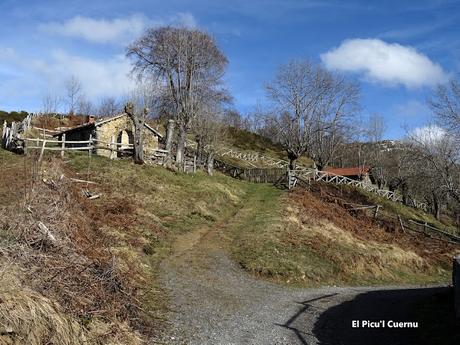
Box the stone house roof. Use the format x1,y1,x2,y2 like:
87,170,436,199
53,113,163,139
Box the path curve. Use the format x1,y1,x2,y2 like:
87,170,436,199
158,212,455,345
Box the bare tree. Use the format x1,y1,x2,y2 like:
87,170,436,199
222,109,243,129
97,97,121,117
126,26,228,164
125,81,162,164
77,97,94,117
266,59,359,170
192,107,225,175
429,78,460,137
406,126,460,209
365,113,387,187
365,113,387,143
64,75,83,116
42,92,61,116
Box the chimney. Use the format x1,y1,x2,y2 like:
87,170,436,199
86,115,96,124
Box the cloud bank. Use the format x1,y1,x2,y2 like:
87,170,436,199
321,38,447,88
40,12,197,44
408,124,446,145
0,47,135,103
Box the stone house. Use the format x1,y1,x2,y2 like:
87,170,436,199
54,113,163,158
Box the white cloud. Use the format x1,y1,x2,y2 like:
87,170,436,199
40,14,148,44
408,124,446,145
46,50,136,98
321,38,448,88
39,12,197,44
0,48,135,103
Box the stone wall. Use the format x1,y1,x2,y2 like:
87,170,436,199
95,115,159,158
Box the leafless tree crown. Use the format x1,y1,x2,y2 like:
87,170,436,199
265,59,359,169
126,26,228,163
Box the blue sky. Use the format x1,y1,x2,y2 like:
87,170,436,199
0,0,459,139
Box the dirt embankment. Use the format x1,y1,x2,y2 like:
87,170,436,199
288,182,457,269
0,154,162,344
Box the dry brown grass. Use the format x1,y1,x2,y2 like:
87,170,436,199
279,184,458,284
289,184,458,267
0,268,143,345
0,152,158,344
32,114,88,130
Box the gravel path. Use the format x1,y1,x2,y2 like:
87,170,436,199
158,215,455,345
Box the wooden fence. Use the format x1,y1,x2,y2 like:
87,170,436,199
7,134,169,164
344,201,460,243
213,159,286,183
186,139,289,169
187,138,429,212
290,168,428,210
185,139,428,211
2,114,32,149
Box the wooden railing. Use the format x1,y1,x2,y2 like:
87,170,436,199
185,139,289,169
19,136,167,163
183,138,429,211
290,168,428,211
23,136,94,161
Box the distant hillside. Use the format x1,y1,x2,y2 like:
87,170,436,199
0,109,29,123
222,127,314,168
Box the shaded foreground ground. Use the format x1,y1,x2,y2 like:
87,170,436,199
159,209,459,345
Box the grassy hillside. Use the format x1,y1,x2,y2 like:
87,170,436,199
226,181,458,287
1,148,457,343
0,149,258,344
221,127,314,168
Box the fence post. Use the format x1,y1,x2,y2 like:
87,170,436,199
23,137,27,155
23,138,28,156
38,140,46,162
1,121,6,147
88,134,93,157
61,133,66,158
397,215,405,233
373,205,380,219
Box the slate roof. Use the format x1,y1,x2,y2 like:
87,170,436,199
53,113,163,138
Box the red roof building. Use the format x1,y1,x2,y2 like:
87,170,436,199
324,166,371,177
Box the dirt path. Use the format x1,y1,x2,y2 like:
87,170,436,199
158,209,457,345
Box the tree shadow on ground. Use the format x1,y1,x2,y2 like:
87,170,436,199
283,286,460,345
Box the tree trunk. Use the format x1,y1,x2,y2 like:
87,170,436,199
176,126,186,164
125,102,145,165
432,193,441,220
206,152,214,176
287,151,298,171
315,163,324,171
401,183,409,206
133,121,144,164
196,136,203,163
165,119,175,154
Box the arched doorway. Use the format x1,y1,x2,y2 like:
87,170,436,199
117,130,134,157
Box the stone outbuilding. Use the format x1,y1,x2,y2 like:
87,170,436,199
54,113,163,158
